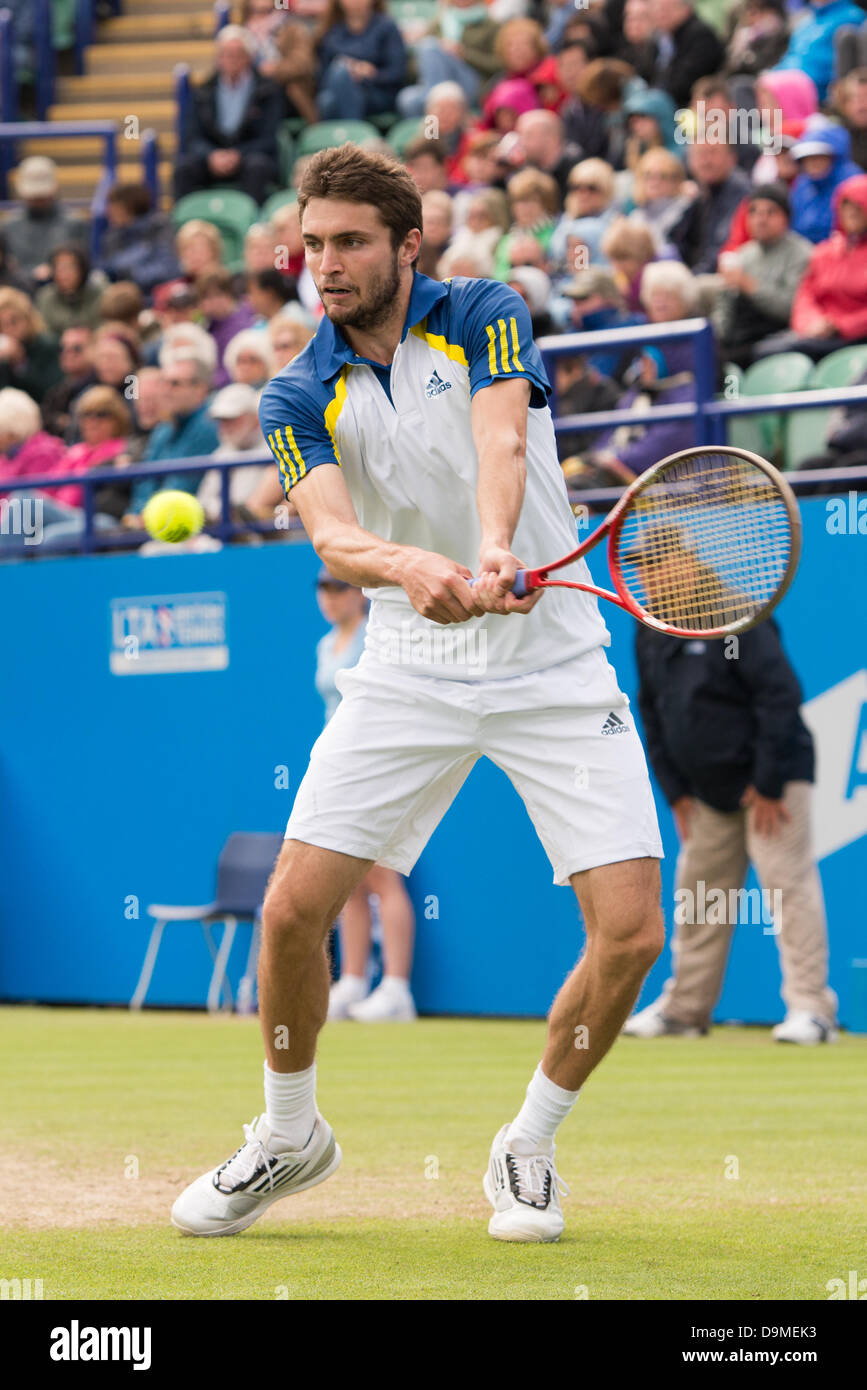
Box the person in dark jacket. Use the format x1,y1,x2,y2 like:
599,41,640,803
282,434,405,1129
315,0,407,121
173,26,282,205
670,141,752,273
650,0,726,110
99,184,183,297
625,599,836,1045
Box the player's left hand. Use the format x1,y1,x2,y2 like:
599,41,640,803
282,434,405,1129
473,545,544,615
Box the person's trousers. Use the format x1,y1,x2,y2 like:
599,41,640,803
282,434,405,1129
397,39,481,118
172,152,278,205
659,782,837,1028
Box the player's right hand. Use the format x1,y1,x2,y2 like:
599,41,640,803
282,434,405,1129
401,550,486,624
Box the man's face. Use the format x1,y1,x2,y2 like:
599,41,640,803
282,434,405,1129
217,412,259,449
165,361,208,414
302,198,416,333
217,39,250,81
60,329,91,376
653,0,688,34
405,153,447,193
135,375,167,429
515,114,559,167
843,79,867,126
688,141,736,186
747,199,787,243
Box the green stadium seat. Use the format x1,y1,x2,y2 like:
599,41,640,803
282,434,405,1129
370,111,399,133
387,116,423,156
171,189,260,266
296,120,381,157
728,352,814,462
783,344,867,470
260,188,299,222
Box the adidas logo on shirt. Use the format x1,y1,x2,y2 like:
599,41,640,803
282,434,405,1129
424,369,452,399
601,711,628,735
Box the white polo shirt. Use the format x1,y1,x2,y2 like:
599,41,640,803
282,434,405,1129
259,272,610,679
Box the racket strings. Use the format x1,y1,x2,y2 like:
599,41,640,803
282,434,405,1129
615,454,795,633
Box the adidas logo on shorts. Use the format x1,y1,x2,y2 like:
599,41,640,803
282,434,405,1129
424,369,452,399
601,711,628,735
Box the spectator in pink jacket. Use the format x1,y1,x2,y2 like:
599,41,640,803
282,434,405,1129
0,388,65,501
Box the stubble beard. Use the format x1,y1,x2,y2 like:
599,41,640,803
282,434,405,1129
321,250,402,333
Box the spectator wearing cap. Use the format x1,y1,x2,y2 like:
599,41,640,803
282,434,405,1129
312,564,417,1024
0,288,62,404
197,382,270,523
173,25,282,205
770,0,864,102
713,185,812,367
143,282,200,366
123,352,220,524
315,0,407,122
99,183,182,295
2,158,87,286
397,0,501,117
669,141,752,274
34,245,104,340
223,328,276,389
196,269,257,387
755,173,867,360
789,124,862,245
558,267,646,378
649,0,725,110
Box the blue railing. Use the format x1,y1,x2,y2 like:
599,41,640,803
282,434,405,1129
174,65,191,158
141,128,160,205
0,9,17,124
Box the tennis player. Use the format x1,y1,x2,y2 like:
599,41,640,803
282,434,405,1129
171,144,664,1243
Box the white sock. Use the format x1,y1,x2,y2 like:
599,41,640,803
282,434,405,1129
263,1061,317,1148
507,1064,580,1152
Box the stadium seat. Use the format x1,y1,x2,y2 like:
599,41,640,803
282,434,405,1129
276,122,297,184
728,352,814,461
296,120,381,157
130,831,284,1014
171,189,260,266
783,344,867,470
387,116,423,155
261,188,299,222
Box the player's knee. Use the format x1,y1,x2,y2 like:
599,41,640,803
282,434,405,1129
260,893,324,957
598,906,664,975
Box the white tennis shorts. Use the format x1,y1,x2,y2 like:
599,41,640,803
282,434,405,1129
285,644,663,886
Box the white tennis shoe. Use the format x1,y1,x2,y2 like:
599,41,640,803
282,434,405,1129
347,977,416,1021
328,974,369,1020
483,1125,568,1242
622,999,707,1037
171,1113,341,1236
772,1010,838,1045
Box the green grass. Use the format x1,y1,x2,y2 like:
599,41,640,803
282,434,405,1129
2,1007,865,1300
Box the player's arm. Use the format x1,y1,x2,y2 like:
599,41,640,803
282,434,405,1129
470,377,541,615
292,463,485,626
457,276,552,615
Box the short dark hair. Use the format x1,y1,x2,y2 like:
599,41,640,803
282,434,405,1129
403,137,448,167
560,38,596,63
50,242,90,284
248,268,294,303
297,142,423,258
194,268,235,298
107,182,154,218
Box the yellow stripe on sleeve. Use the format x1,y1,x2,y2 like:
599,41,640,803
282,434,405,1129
485,323,498,376
269,429,297,489
283,426,306,482
497,318,510,374
509,316,524,372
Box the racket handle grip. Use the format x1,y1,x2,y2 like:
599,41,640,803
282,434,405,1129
469,569,530,597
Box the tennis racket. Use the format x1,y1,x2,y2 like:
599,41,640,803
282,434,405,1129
486,445,801,639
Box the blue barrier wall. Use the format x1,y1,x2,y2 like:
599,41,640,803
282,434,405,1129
1,496,865,1025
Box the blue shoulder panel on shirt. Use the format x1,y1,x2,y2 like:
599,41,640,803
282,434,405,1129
430,276,551,409
258,338,341,494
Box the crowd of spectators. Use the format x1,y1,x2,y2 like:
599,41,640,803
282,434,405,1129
4,0,867,552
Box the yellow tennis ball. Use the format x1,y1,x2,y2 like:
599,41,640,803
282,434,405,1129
142,490,205,543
